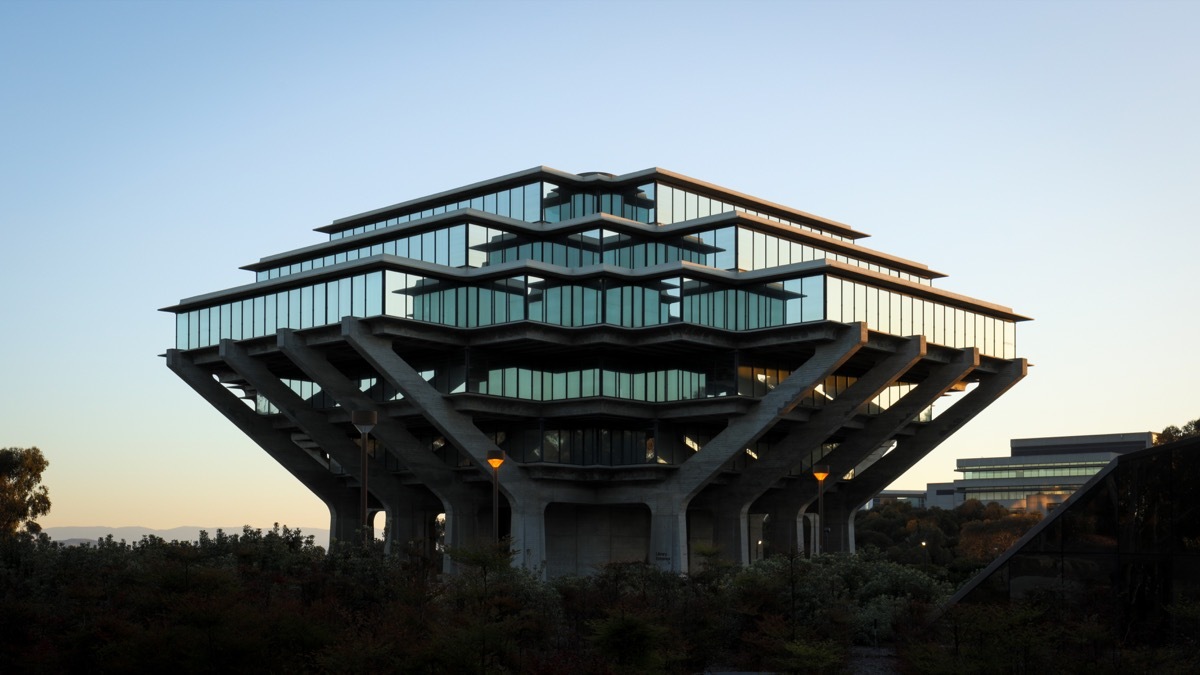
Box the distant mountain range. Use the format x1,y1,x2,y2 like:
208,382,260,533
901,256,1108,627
43,526,331,549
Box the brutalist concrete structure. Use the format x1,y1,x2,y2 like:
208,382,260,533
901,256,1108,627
163,167,1029,576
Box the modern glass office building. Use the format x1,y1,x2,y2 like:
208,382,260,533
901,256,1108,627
164,166,1029,576
924,433,1157,513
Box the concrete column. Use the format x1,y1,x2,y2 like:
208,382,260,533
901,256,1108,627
510,498,547,572
327,494,362,546
646,496,689,572
442,495,487,551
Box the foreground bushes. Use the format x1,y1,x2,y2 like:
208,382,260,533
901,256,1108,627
0,528,953,673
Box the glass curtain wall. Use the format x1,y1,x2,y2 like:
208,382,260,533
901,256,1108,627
328,181,656,241
179,270,1014,358
826,276,1016,358
263,221,928,285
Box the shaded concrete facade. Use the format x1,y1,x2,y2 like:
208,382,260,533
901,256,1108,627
164,167,1028,575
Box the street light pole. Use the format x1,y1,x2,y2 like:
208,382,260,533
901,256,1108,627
486,449,505,544
351,410,377,546
813,465,830,555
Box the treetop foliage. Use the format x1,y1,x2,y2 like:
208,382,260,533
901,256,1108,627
1157,417,1200,444
854,498,1041,583
0,447,51,535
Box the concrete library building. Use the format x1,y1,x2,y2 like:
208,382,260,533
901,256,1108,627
164,167,1028,576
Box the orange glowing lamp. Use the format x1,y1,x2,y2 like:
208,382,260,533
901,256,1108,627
813,465,830,482
487,449,505,470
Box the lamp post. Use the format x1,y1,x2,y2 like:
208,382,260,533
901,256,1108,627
486,449,505,544
813,464,830,555
351,410,377,545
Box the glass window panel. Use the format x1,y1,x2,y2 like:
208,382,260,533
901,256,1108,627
860,285,874,328
487,189,505,219
434,228,448,266
324,280,338,323
506,186,522,221
264,294,276,334
195,308,209,347
338,276,352,319
658,184,673,224
299,287,312,329
270,293,284,332
521,184,538,222
409,233,422,261
313,283,325,326
241,299,254,339
763,230,782,267
447,225,465,268
737,227,753,271
420,231,434,264
825,278,842,322
671,187,685,224
366,272,383,316
229,301,242,340
285,289,299,329
176,313,188,349
217,303,230,340
715,227,735,269
249,297,263,337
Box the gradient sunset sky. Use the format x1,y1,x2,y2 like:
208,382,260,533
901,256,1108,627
2,0,1197,532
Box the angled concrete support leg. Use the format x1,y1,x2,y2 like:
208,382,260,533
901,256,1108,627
342,318,582,574
644,324,865,571
166,349,360,549
706,336,926,563
672,324,868,496
219,340,418,549
839,358,1029,512
768,347,982,553
276,329,484,568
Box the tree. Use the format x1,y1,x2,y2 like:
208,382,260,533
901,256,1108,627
1157,417,1200,444
0,447,51,535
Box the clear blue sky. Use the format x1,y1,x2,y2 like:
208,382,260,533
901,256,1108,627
2,0,1196,532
